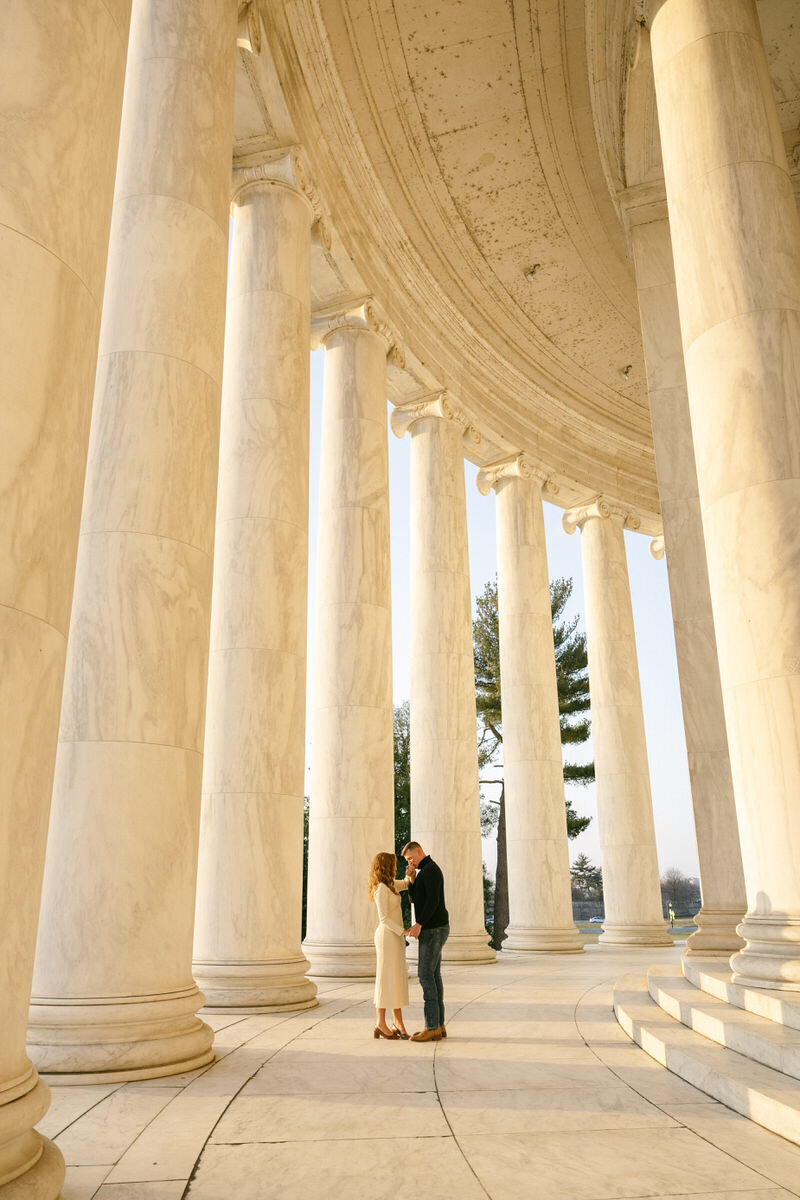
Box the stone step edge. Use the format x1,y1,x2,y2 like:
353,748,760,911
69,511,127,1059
648,966,800,1081
683,957,800,1032
614,973,800,1149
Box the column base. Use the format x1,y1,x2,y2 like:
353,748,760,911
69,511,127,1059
0,1072,64,1197
684,906,745,957
27,984,214,1084
194,956,318,1013
406,931,496,964
302,939,376,978
730,915,800,991
598,922,673,947
502,924,584,953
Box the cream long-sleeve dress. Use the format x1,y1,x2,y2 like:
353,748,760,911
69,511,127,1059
373,879,409,1008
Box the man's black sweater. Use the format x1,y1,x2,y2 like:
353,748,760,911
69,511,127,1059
408,856,449,930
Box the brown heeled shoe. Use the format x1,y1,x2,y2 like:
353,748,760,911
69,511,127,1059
373,1026,397,1040
391,1025,410,1040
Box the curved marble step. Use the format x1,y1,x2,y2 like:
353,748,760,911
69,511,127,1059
683,956,800,1032
614,973,800,1147
649,965,800,1080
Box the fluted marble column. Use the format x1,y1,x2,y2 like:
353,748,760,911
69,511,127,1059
29,0,237,1078
393,395,494,964
563,500,671,946
624,197,746,955
0,3,131,1191
193,156,320,1011
650,0,800,988
478,458,582,953
303,305,398,976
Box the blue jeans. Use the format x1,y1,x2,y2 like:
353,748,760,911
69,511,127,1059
417,924,449,1030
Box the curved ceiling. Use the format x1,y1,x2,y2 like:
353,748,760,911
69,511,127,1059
233,0,800,526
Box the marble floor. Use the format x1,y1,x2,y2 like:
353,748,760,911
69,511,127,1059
39,944,800,1200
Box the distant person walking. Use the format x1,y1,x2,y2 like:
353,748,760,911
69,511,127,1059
668,903,675,928
402,841,449,1042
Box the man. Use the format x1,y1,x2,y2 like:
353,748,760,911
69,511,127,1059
402,841,449,1042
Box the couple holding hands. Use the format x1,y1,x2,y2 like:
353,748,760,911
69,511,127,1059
368,841,450,1042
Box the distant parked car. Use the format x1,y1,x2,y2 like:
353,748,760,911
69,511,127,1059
589,916,604,923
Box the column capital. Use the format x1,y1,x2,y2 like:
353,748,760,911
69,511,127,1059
311,299,405,367
390,390,480,447
649,532,665,560
231,146,331,249
237,0,262,55
561,495,642,535
475,454,559,497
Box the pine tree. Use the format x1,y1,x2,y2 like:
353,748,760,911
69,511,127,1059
473,575,594,947
570,852,603,900
393,700,412,925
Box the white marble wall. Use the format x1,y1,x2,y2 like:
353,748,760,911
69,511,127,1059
630,213,746,955
193,169,317,1011
564,501,671,946
29,0,237,1075
0,2,132,1193
394,396,494,963
304,314,395,976
485,462,582,953
651,0,800,988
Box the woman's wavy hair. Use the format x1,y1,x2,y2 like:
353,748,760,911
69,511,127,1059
368,852,397,900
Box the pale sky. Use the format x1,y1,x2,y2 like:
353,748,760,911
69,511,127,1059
304,349,700,880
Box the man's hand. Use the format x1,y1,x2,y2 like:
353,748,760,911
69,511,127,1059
405,864,417,882
407,923,421,939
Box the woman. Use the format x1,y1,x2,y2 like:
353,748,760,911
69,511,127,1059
368,852,410,1040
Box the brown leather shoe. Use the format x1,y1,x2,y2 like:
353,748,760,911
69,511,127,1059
439,1025,447,1038
410,1028,441,1042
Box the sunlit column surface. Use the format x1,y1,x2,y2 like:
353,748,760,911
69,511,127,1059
29,0,238,1077
477,458,582,953
0,1,132,1190
650,0,800,987
303,305,397,976
624,198,746,956
193,155,319,1011
563,500,671,947
393,395,495,964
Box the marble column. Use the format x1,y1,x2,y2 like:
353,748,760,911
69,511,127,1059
624,199,746,956
563,500,671,946
0,3,131,1191
650,0,800,988
303,304,398,976
193,157,319,1011
477,458,582,953
392,395,494,964
29,0,238,1078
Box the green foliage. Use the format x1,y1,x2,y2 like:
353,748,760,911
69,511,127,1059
551,577,593,753
483,864,496,941
393,700,411,856
570,852,603,900
565,796,591,839
474,574,595,946
473,583,503,770
302,796,310,940
393,700,412,925
473,575,595,794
